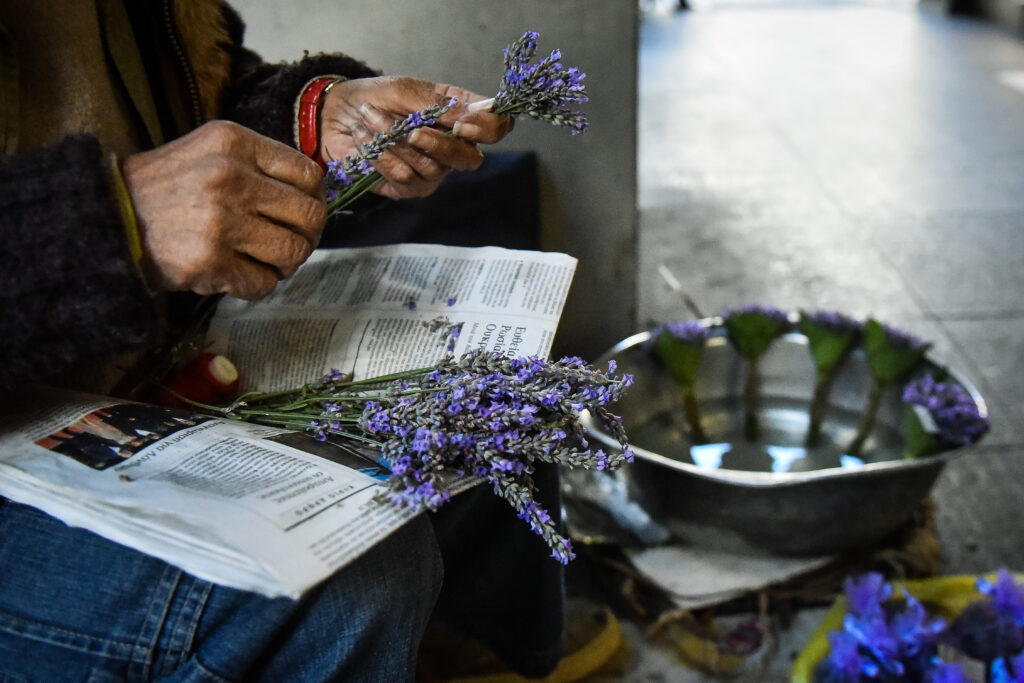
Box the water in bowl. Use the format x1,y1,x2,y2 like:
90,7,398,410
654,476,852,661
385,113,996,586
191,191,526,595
627,395,906,474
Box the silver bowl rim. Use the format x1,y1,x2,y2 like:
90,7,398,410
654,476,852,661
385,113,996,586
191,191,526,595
581,320,990,489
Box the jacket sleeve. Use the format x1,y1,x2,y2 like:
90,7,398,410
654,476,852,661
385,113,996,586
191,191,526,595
217,6,381,148
0,135,158,390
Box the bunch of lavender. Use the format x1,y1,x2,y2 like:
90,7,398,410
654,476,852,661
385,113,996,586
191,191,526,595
479,30,589,134
901,374,989,457
648,320,711,443
723,304,792,440
204,347,634,564
846,320,930,456
798,310,863,448
324,99,455,215
813,573,956,683
324,29,588,215
949,569,1024,671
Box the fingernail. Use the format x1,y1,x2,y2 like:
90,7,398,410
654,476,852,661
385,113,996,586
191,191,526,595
453,121,481,139
358,102,380,119
409,129,425,148
467,97,495,113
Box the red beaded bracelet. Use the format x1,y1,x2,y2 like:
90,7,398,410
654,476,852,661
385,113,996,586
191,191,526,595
297,76,343,173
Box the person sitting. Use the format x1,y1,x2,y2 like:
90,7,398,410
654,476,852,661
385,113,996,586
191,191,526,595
0,2,564,680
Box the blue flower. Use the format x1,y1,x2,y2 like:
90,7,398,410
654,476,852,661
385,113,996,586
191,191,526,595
903,374,989,446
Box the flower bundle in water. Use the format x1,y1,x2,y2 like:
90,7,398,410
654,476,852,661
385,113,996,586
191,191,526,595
649,320,711,443
723,304,792,441
799,310,863,448
847,319,930,456
208,347,634,564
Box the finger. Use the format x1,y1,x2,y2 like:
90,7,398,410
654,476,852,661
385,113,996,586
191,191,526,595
245,172,327,244
193,255,280,301
432,84,513,144
231,218,315,278
245,128,325,199
408,128,484,172
350,123,440,197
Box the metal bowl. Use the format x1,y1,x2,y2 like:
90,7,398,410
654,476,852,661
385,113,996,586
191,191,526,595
579,323,988,556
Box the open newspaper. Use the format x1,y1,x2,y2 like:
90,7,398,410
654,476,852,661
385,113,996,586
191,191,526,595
0,244,577,598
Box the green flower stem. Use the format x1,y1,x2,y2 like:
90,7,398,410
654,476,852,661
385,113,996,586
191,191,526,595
847,379,886,456
744,356,760,441
682,386,709,444
805,367,838,448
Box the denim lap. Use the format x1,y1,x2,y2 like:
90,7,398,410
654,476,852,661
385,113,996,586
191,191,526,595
0,501,443,681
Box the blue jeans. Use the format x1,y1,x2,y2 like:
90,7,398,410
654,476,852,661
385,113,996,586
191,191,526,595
0,500,443,681
0,465,565,681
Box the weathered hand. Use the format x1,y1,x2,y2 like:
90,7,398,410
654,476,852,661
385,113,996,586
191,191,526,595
319,76,513,200
123,121,327,300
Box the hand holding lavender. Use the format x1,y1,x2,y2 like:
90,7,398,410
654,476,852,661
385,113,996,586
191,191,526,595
323,30,588,215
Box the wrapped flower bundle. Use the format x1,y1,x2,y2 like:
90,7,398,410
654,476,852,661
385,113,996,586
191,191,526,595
202,346,634,564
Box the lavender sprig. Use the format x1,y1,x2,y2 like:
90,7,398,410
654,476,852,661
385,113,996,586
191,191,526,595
203,348,634,564
483,30,589,134
324,99,456,215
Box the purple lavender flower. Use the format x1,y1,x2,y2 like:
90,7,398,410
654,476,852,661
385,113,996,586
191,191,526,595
724,303,790,326
880,322,928,352
804,310,863,336
992,653,1024,683
845,572,892,619
348,348,633,561
928,662,972,683
980,569,1024,627
325,98,456,212
903,374,989,446
813,631,868,683
646,320,710,351
491,31,589,134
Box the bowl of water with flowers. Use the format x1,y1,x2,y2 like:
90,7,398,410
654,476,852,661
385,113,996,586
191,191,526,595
579,305,989,556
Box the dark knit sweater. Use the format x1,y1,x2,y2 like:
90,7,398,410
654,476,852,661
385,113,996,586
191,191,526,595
0,2,378,391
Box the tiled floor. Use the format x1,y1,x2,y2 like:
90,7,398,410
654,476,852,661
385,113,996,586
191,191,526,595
603,0,1024,678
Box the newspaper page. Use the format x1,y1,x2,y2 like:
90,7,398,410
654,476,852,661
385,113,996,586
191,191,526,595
205,244,578,391
0,244,579,598
0,388,415,598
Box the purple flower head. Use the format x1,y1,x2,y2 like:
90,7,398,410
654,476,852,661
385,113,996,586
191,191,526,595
881,322,928,352
724,303,790,326
446,296,457,306
978,569,1024,626
805,310,863,336
844,572,892,619
928,663,972,683
817,630,867,682
494,30,588,134
657,319,711,347
903,374,989,446
992,653,1024,683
